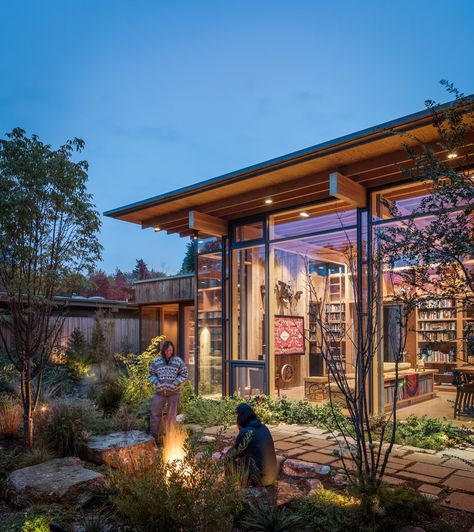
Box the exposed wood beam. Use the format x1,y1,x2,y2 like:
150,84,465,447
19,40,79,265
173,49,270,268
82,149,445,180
189,211,228,237
329,172,366,208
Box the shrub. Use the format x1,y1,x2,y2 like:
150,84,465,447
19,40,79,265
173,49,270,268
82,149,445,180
17,446,56,468
96,381,124,415
238,500,306,531
40,398,101,457
291,488,357,531
115,335,165,406
114,404,143,432
108,438,244,532
0,394,22,438
393,415,464,450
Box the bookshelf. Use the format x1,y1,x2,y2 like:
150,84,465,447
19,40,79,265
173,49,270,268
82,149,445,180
416,298,472,391
325,272,347,372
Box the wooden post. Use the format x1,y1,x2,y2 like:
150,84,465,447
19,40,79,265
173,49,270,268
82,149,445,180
329,172,367,208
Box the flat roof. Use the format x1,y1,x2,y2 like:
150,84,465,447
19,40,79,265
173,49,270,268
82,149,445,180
104,96,473,234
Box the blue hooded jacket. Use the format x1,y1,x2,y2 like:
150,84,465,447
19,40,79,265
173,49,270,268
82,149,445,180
233,403,278,486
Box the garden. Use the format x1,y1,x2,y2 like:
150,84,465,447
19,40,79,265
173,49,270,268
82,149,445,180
1,325,473,532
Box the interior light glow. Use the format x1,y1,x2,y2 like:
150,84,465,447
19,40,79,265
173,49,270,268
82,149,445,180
265,199,273,204
300,211,310,218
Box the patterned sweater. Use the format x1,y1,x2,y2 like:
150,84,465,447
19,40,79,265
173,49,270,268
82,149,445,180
148,355,189,395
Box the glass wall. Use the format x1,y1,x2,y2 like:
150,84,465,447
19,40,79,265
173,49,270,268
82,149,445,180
270,227,357,398
231,245,266,361
197,238,223,397
183,305,195,386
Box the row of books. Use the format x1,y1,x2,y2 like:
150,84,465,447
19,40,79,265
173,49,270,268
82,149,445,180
424,350,456,362
326,312,346,321
419,321,456,331
325,303,345,312
419,299,456,309
418,309,456,320
419,331,456,342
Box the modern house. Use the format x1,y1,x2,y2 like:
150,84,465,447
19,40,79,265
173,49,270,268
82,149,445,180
105,100,473,413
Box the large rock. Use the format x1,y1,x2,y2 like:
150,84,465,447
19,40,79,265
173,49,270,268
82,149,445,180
8,457,104,507
276,480,304,505
282,458,331,478
85,430,156,468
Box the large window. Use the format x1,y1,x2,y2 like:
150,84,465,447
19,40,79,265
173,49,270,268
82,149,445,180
270,228,357,397
197,240,223,397
231,245,266,361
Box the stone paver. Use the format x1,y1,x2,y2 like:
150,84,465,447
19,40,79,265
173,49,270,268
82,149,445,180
397,471,442,485
298,451,338,465
383,475,406,486
283,446,315,458
302,438,334,448
274,440,300,451
405,462,454,479
418,484,443,495
443,474,474,493
405,452,448,466
441,492,474,513
284,435,309,443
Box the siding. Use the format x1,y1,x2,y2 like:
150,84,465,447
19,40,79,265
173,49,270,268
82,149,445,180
133,275,195,305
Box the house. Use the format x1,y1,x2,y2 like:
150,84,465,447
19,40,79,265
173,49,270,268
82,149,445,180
105,99,473,413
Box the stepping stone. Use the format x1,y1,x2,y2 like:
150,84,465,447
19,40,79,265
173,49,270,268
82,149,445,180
85,431,157,468
274,440,300,451
306,478,323,493
299,451,338,465
8,457,104,508
284,446,315,458
443,474,474,493
405,463,454,479
441,492,474,513
418,483,443,495
282,458,330,478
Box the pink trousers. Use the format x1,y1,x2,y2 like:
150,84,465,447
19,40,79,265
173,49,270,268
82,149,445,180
150,392,180,440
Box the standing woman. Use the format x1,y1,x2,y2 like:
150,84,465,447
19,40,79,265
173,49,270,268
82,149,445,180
148,340,188,441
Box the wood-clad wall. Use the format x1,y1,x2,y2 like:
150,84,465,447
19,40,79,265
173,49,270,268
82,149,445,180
133,275,195,304
1,314,140,355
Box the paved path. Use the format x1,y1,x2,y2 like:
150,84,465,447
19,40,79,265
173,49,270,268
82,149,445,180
202,423,474,515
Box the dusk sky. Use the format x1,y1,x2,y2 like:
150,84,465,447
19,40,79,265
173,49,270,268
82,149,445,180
1,1,473,275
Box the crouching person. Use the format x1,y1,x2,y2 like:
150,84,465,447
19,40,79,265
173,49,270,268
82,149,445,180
231,403,278,487
148,340,188,442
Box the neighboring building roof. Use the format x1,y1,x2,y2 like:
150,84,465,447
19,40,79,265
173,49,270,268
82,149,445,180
132,273,194,285
104,96,474,235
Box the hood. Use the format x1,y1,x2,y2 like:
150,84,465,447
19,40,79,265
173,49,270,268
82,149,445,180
236,403,260,428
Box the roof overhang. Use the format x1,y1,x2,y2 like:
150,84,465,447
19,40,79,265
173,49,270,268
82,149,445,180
104,96,474,237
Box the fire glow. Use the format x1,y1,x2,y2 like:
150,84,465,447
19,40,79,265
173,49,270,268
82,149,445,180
162,426,187,466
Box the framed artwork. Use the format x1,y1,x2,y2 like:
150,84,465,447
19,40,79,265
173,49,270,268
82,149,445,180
274,315,305,355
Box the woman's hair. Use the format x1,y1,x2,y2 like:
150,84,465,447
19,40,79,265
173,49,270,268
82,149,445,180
160,340,175,357
236,403,257,429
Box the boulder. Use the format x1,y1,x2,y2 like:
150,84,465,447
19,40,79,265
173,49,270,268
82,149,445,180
305,478,323,494
282,459,331,478
85,430,157,468
8,457,104,507
276,480,304,505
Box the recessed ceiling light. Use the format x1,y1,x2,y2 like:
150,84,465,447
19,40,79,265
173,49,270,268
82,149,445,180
265,199,273,204
447,152,458,159
154,227,161,232
300,212,310,218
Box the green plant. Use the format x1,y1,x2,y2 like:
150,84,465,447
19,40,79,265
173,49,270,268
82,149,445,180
178,380,196,414
115,335,165,406
114,404,143,432
108,437,244,532
393,415,464,450
0,394,22,438
370,484,434,531
239,500,305,531
40,398,101,457
291,488,356,531
96,381,124,415
17,446,55,468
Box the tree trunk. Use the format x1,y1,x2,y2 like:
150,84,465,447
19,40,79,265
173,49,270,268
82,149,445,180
22,360,34,448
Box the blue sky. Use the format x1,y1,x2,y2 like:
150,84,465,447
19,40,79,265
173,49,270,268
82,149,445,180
1,1,473,274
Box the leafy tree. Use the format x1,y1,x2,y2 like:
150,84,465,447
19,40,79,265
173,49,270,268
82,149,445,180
83,270,111,298
133,259,151,280
0,128,101,446
179,241,196,274
381,82,474,304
